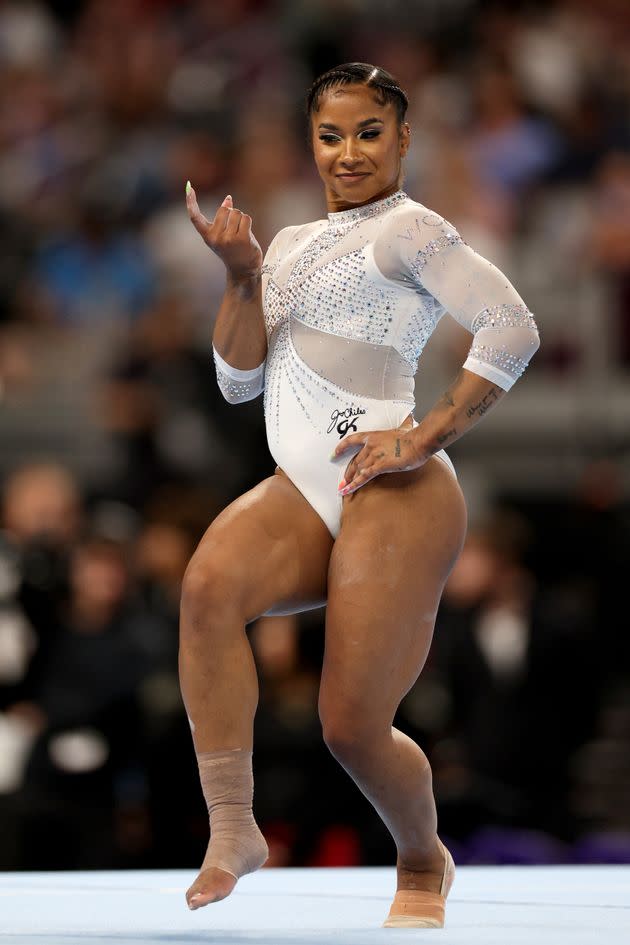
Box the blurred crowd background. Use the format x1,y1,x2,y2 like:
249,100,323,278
1,0,629,872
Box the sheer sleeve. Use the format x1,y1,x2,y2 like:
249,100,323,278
212,228,289,404
387,209,540,390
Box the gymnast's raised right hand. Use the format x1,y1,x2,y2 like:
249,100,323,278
185,183,263,281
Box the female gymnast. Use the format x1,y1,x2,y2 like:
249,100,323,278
181,62,539,928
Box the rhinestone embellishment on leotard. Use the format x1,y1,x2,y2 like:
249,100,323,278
258,193,538,449
263,212,447,374
214,363,264,403
264,320,362,443
470,303,537,334
291,250,399,345
397,292,441,367
287,191,408,286
409,233,466,281
468,343,529,379
326,190,407,226
287,226,350,285
264,279,290,336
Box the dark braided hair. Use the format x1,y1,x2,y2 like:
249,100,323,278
305,62,409,125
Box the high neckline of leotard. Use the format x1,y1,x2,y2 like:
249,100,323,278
326,190,407,226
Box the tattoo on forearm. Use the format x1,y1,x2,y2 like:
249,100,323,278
465,388,498,419
395,439,401,458
436,428,457,445
228,273,262,302
442,370,463,408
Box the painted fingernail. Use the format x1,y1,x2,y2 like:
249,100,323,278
329,450,337,460
339,486,351,496
186,180,192,195
338,478,347,491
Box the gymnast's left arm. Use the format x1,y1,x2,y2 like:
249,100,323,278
408,234,540,462
333,225,540,494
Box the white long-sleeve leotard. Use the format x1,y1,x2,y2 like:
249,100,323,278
212,190,540,537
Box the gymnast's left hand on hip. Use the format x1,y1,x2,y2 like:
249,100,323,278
331,428,426,496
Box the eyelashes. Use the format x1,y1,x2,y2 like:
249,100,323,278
318,130,382,143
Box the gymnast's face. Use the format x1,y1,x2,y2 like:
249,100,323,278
311,83,410,212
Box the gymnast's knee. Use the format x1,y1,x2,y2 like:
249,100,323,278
180,556,244,643
319,703,376,765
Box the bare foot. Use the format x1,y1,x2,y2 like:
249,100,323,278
185,829,268,910
186,867,237,910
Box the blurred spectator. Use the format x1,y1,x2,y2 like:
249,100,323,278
429,509,599,846
29,176,156,329
464,61,563,199
99,294,270,508
0,534,169,869
2,461,81,547
587,152,630,365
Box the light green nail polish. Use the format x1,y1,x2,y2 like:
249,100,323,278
185,180,192,195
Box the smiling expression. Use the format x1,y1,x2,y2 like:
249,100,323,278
311,83,410,213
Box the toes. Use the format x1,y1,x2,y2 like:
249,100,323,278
186,868,237,909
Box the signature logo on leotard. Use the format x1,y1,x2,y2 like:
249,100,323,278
328,406,367,438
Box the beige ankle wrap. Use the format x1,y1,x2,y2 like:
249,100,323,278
197,748,269,880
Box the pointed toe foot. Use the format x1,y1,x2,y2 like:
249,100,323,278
186,867,237,910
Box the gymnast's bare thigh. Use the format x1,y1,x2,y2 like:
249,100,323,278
185,466,333,622
262,466,335,616
187,451,463,627
336,453,466,568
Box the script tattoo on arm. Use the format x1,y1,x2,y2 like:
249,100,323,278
395,438,401,458
465,387,499,419
412,371,503,461
436,428,457,445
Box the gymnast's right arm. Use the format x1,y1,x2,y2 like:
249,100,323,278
185,183,266,404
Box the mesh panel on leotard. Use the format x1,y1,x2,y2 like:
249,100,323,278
289,316,415,403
